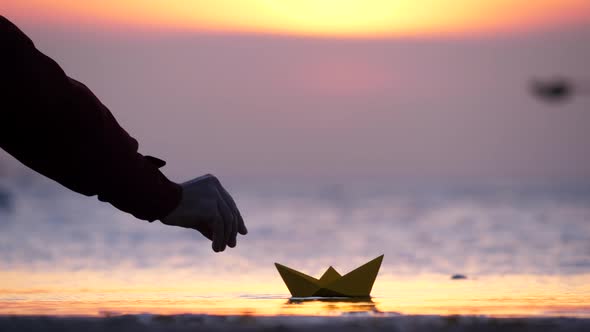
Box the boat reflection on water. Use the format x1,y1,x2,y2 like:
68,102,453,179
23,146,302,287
284,297,389,316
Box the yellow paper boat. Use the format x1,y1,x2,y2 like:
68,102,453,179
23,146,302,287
275,255,383,298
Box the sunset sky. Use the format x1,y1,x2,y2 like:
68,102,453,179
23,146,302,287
1,1,590,183
4,0,590,36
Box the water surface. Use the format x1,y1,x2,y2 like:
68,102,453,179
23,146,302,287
1,177,589,317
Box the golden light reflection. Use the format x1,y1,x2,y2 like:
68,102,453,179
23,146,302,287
1,270,589,317
3,0,590,37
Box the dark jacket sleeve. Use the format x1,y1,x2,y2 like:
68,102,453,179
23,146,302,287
0,16,181,221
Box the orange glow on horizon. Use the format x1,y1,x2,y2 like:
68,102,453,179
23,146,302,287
3,0,590,37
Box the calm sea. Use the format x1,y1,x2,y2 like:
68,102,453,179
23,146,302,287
1,175,589,317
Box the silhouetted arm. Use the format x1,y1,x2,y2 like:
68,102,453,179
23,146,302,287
0,16,181,221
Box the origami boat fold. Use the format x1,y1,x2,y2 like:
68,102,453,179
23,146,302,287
275,255,383,298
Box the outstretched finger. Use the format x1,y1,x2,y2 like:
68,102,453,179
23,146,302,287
216,191,234,248
212,215,225,253
237,210,247,235
218,189,237,248
228,215,237,248
219,186,247,235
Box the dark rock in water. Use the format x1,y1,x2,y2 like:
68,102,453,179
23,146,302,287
451,274,467,280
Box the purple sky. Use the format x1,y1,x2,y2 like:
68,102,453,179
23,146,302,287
2,19,590,185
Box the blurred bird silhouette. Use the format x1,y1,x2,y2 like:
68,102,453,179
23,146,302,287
530,78,573,103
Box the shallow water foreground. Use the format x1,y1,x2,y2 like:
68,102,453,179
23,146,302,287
2,315,590,332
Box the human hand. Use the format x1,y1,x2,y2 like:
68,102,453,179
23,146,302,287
160,174,247,252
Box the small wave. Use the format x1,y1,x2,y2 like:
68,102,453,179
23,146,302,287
238,294,287,300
